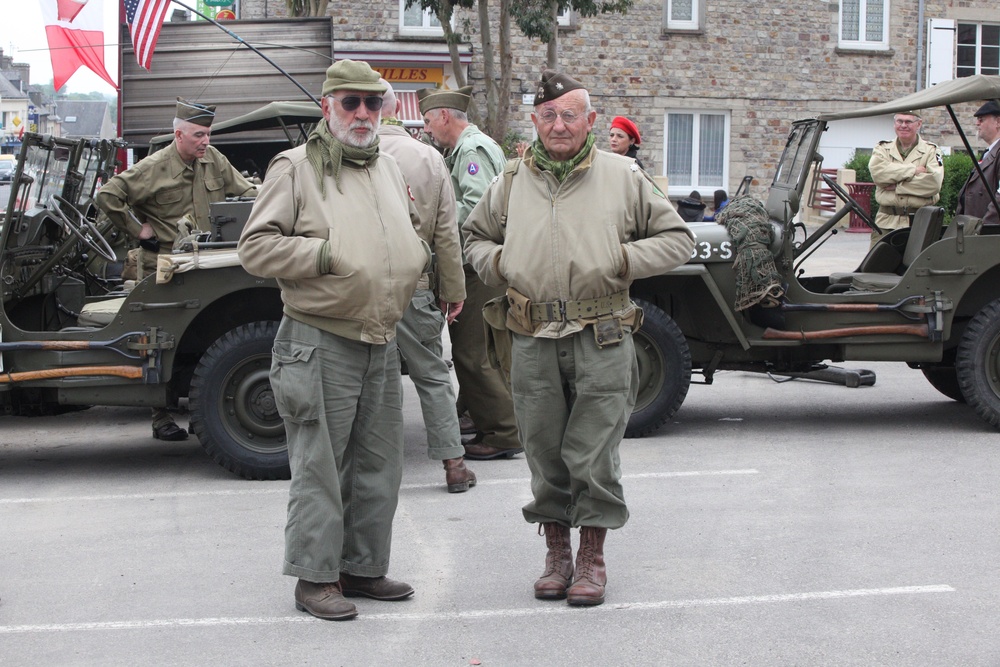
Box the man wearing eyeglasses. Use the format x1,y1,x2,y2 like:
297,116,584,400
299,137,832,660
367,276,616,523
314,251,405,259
868,111,944,247
417,86,522,462
239,60,431,621
956,100,1000,227
463,70,695,607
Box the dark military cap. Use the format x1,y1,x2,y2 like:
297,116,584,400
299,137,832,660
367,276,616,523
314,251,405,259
175,98,216,127
322,59,386,96
533,70,585,106
974,100,1000,117
417,86,473,115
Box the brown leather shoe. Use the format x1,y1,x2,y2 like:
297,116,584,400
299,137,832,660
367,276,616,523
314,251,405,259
339,573,414,601
566,526,608,606
294,579,358,620
463,440,523,460
458,413,477,435
534,523,574,600
444,457,477,493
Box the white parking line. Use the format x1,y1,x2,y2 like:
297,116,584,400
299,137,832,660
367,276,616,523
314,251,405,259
0,585,954,634
0,469,759,504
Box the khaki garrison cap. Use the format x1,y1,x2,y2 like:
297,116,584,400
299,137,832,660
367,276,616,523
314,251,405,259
175,98,216,127
417,86,473,114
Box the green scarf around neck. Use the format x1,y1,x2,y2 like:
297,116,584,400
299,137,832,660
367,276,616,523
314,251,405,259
530,133,595,181
305,119,380,196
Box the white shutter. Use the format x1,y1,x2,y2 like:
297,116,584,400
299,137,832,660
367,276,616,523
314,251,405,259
926,18,956,86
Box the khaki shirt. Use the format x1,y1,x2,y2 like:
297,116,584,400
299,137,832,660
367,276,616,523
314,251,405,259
870,136,943,231
444,124,507,229
378,123,466,304
464,146,695,338
96,142,256,245
238,145,430,345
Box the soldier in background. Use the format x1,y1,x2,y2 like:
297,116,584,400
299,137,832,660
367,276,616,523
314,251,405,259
378,80,476,493
96,97,257,442
869,111,943,247
418,86,522,461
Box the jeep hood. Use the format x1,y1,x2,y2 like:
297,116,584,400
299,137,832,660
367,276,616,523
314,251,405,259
817,75,1000,121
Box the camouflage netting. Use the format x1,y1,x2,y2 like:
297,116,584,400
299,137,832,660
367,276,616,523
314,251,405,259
717,195,785,311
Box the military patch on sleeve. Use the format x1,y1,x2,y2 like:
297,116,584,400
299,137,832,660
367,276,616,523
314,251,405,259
936,152,943,166
651,183,666,199
468,162,480,176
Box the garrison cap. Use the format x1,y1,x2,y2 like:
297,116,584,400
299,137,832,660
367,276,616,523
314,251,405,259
175,98,216,127
974,100,1000,117
322,59,387,97
417,86,473,114
895,110,922,119
533,69,585,106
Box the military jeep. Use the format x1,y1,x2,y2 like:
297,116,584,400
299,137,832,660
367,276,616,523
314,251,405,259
0,133,287,480
626,74,1000,437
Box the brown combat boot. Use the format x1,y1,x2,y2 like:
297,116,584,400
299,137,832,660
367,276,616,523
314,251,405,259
566,526,608,606
443,457,477,493
534,522,574,600
294,579,358,620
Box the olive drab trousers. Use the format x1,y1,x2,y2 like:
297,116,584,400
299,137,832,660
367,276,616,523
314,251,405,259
270,316,404,582
396,288,465,461
448,269,520,449
510,328,638,529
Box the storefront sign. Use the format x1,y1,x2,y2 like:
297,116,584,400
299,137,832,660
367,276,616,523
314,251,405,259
374,67,443,84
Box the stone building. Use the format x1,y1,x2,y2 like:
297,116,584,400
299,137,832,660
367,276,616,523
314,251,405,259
234,0,998,199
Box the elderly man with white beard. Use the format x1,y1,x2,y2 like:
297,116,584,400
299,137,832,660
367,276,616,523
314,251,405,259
238,60,431,621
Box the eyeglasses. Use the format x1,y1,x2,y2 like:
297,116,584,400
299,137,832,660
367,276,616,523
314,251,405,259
894,119,919,126
537,109,582,125
331,95,384,112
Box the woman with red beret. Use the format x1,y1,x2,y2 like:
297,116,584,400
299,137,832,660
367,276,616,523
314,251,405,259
608,116,644,169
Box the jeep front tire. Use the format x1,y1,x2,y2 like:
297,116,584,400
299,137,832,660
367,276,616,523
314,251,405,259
956,299,1000,429
190,321,290,480
626,298,692,438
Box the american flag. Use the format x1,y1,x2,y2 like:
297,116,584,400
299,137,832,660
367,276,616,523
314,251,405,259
124,0,170,70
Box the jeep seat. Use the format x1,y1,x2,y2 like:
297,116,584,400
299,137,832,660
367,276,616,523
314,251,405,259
77,297,126,327
846,206,944,291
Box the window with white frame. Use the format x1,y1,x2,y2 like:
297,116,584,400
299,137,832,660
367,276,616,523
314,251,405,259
839,0,889,50
557,6,573,27
957,23,1000,77
400,0,443,35
664,0,699,31
663,110,729,194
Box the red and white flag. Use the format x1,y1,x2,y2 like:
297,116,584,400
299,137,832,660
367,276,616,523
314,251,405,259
124,0,171,70
39,0,117,91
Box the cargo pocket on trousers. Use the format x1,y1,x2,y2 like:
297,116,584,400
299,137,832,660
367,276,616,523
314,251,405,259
270,344,321,424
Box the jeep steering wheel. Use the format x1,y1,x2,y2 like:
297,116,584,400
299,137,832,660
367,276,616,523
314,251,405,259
821,174,881,233
49,194,117,262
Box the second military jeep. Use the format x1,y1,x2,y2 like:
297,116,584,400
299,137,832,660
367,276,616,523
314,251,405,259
625,74,1000,437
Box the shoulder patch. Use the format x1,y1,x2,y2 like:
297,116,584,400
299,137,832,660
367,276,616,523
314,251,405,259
651,182,666,199
467,162,480,176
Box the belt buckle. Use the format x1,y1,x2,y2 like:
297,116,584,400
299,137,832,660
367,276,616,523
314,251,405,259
544,300,566,322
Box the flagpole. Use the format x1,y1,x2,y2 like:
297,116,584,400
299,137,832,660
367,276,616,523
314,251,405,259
168,1,320,107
